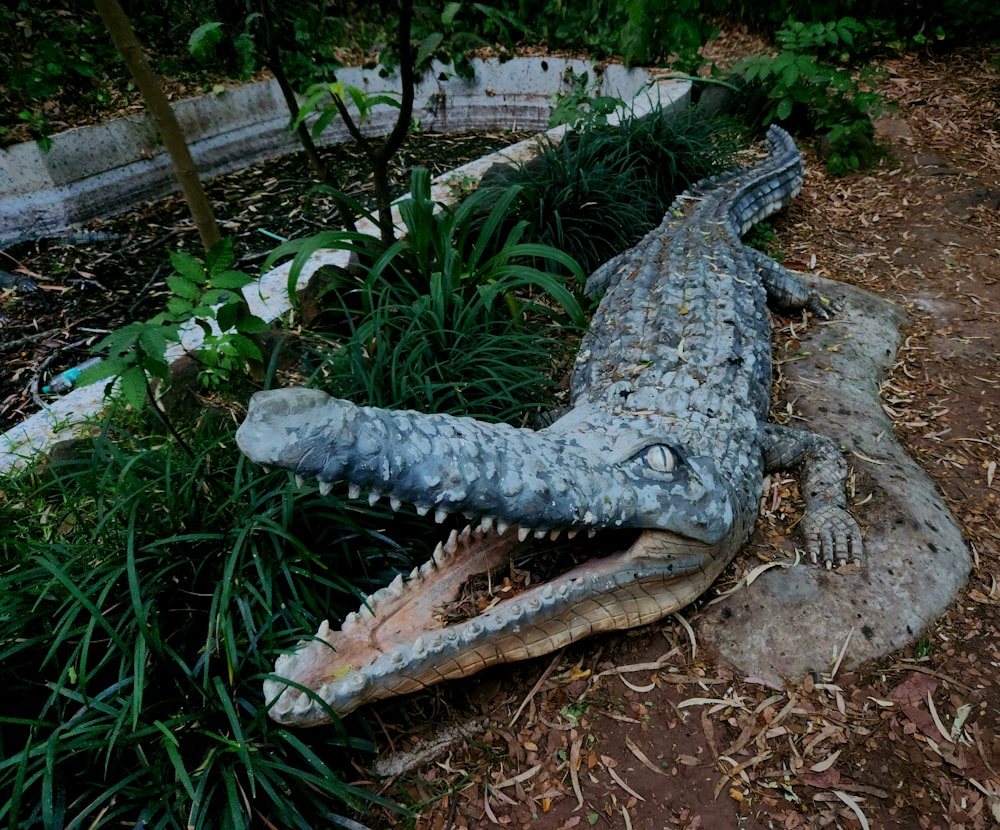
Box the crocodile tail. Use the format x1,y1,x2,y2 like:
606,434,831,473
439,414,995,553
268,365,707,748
727,125,805,235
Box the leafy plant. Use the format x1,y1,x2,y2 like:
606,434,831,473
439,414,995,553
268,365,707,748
80,238,267,407
265,169,585,417
548,67,624,130
477,105,742,274
0,412,409,828
732,17,885,174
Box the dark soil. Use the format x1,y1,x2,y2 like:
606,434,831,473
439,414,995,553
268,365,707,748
0,130,534,431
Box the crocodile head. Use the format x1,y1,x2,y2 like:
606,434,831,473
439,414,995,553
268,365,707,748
237,387,741,725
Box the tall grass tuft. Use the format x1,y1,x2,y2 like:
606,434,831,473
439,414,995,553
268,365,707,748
267,167,586,420
0,412,409,828
477,106,744,274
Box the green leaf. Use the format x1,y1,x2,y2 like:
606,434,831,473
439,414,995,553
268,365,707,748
216,301,238,332
165,296,194,317
442,2,462,24
235,314,269,334
225,334,262,361
205,238,235,275
209,270,254,290
776,97,794,121
188,22,224,61
416,32,444,69
138,326,169,361
169,250,206,283
166,275,202,300
119,365,148,411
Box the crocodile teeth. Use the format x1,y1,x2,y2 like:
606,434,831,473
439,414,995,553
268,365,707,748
533,529,547,540
567,529,579,540
408,565,421,581
369,489,382,506
342,611,359,632
318,480,334,496
389,496,402,511
496,520,510,536
430,633,444,651
317,619,330,639
295,474,305,488
557,583,570,598
588,529,597,538
391,650,406,665
444,529,459,555
463,621,483,642
541,585,554,600
348,483,361,500
388,573,405,595
413,637,426,656
293,693,313,714
549,529,562,540
459,526,472,544
351,672,366,689
508,602,523,618
480,516,494,533
517,527,531,542
435,508,448,524
274,652,295,674
416,504,431,517
274,692,295,715
419,558,437,578
318,683,334,703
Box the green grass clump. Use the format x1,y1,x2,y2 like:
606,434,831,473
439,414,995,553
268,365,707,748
0,411,408,828
475,106,743,275
268,167,586,420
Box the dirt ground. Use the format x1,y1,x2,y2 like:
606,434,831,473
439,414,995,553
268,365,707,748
361,45,1000,830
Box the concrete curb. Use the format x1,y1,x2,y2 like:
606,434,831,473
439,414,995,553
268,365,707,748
0,57,672,245
0,59,690,473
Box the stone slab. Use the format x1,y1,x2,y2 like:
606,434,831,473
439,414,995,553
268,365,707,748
698,276,970,681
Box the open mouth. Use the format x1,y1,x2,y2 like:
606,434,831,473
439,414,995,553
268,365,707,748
262,476,715,725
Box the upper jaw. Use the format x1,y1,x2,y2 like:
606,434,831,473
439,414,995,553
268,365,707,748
238,388,733,544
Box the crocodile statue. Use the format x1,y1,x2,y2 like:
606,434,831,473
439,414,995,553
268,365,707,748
237,125,864,726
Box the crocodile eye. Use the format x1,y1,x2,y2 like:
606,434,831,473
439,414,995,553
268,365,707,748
645,445,675,472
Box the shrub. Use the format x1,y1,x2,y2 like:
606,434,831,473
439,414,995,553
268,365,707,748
730,18,885,175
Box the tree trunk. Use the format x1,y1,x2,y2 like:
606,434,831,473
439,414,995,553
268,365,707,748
93,0,221,252
256,0,358,231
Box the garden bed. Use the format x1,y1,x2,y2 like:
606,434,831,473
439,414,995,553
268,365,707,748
0,57,689,471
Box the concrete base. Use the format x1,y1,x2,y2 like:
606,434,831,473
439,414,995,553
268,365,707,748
698,277,970,682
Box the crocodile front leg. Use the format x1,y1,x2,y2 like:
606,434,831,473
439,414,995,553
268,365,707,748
762,423,864,566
